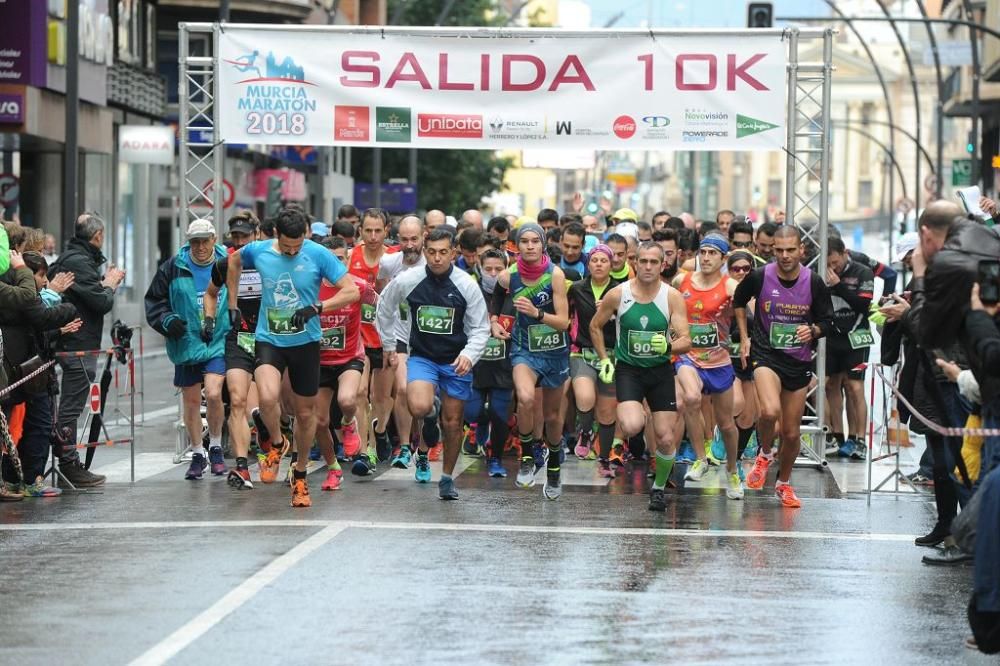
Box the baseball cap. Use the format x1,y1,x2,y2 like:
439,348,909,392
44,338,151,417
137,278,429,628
311,221,329,237
186,219,216,240
612,208,639,222
615,222,638,240
894,231,919,263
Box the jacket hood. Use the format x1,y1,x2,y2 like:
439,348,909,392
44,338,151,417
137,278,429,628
66,236,106,265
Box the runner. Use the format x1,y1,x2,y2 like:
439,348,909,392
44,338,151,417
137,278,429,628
202,211,262,488
672,233,744,499
464,248,514,477
225,206,360,507
567,244,622,477
725,250,759,476
734,225,835,508
145,219,230,480
375,228,490,499
490,223,571,500
315,237,369,490
375,215,426,470
589,242,691,511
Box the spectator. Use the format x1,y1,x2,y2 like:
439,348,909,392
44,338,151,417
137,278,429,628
43,233,58,262
48,213,125,487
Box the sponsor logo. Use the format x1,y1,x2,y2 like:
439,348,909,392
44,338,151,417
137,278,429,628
335,105,370,142
487,117,544,140
225,50,315,86
613,115,636,139
684,108,729,127
375,106,411,143
555,120,572,135
682,130,728,143
417,113,483,139
642,115,671,128
736,114,779,138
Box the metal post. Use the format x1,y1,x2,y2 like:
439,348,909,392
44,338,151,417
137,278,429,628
914,0,944,199
178,25,190,227
783,29,798,228
962,0,980,187
130,349,136,484
62,0,79,242
372,148,382,208
212,24,224,226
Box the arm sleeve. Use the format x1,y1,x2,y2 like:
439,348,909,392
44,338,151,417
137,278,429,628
964,310,1000,376
810,272,836,338
143,259,178,336
901,277,925,339
732,268,763,309
876,262,897,294
25,300,78,332
490,283,509,317
458,276,490,364
831,268,874,315
210,257,229,288
374,276,401,350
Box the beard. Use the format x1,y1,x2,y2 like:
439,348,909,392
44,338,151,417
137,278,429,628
660,260,678,281
403,247,421,262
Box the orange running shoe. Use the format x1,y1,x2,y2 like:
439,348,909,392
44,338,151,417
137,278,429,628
746,454,771,490
428,442,443,461
774,483,802,508
609,444,626,468
291,477,312,507
258,437,289,484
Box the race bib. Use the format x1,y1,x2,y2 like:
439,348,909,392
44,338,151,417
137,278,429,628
482,337,507,361
415,305,455,335
361,303,377,324
266,307,303,335
238,271,262,298
769,322,802,350
527,324,566,352
689,323,719,349
727,341,741,358
236,332,255,356
848,328,874,350
320,326,346,350
196,294,206,323
627,330,664,358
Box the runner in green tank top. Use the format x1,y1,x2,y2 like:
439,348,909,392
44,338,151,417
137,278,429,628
589,242,692,512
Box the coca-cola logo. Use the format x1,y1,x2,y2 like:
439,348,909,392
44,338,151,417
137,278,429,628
417,113,483,138
613,115,636,139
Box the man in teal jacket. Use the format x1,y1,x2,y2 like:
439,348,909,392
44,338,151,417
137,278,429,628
144,219,230,480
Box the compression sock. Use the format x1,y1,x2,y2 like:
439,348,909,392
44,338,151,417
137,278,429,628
236,456,248,470
519,431,534,458
546,440,561,472
737,426,755,459
576,409,594,437
833,432,845,446
328,459,341,471
598,423,616,459
292,468,307,480
653,452,675,490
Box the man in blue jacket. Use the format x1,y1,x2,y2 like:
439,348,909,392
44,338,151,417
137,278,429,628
144,219,230,480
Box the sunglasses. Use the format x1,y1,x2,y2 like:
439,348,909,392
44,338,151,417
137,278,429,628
731,240,753,248
729,264,752,274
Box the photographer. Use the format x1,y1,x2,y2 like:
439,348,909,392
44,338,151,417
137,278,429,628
48,214,126,487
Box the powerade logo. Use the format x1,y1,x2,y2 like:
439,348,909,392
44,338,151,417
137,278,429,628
613,115,636,139
417,113,483,138
736,114,779,138
682,130,727,142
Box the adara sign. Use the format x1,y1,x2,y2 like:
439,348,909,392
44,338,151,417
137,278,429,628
217,26,787,152
118,125,174,165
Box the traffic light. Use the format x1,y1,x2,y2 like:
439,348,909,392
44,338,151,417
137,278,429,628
747,2,773,28
966,130,975,154
586,200,599,214
266,176,283,217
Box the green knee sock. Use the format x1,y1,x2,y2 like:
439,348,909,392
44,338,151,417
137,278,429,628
653,451,675,490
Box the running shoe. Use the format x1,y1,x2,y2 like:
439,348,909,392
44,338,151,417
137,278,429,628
837,438,855,458
487,457,507,478
726,472,745,500
414,454,432,483
371,418,393,462
462,424,479,456
908,471,933,486
532,442,549,472
351,450,377,477
428,442,443,461
22,476,62,497
208,447,226,475
258,447,282,484
251,408,271,449
291,477,311,507
574,430,594,460
676,440,696,464
647,456,657,479
392,446,412,469
774,483,802,508
439,476,459,500
335,441,348,463
609,444,626,468
185,452,207,480
227,468,254,490
684,459,709,481
746,454,771,490
309,444,321,461
321,467,343,491
824,435,841,455
737,461,746,483
598,459,616,479
709,432,726,465
337,418,361,462
543,468,561,500
561,432,575,456
515,456,536,488
849,440,867,461
742,432,759,460
648,488,667,512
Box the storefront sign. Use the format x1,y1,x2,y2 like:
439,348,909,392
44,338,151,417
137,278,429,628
118,125,174,164
0,2,49,86
217,27,787,151
0,92,25,124
0,174,19,206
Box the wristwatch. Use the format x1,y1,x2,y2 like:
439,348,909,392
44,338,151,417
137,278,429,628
535,309,546,322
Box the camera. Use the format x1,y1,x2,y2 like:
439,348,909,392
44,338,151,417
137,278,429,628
110,320,133,364
978,260,1000,305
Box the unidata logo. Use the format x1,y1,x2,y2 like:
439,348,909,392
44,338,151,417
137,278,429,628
417,113,483,138
613,115,636,139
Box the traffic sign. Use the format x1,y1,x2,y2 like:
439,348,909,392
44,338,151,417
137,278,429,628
952,159,972,187
192,178,236,209
89,383,101,414
0,173,19,206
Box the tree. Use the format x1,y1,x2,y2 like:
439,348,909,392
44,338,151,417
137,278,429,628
350,0,512,214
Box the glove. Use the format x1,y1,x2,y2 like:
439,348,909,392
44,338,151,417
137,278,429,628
650,333,669,355
868,302,887,329
165,318,187,340
291,304,321,329
598,357,615,384
228,308,243,330
201,316,216,343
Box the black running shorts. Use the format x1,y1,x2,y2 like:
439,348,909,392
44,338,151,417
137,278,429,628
255,340,321,397
615,360,677,412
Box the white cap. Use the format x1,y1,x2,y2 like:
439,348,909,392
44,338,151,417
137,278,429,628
445,215,457,228
894,231,918,263
614,222,638,240
186,219,216,240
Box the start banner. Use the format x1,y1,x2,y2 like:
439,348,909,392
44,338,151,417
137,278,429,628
217,27,788,151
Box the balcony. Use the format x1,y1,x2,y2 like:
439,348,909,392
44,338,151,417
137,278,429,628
158,0,313,20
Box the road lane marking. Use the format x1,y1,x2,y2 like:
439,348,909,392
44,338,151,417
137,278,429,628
0,519,917,543
128,524,346,666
